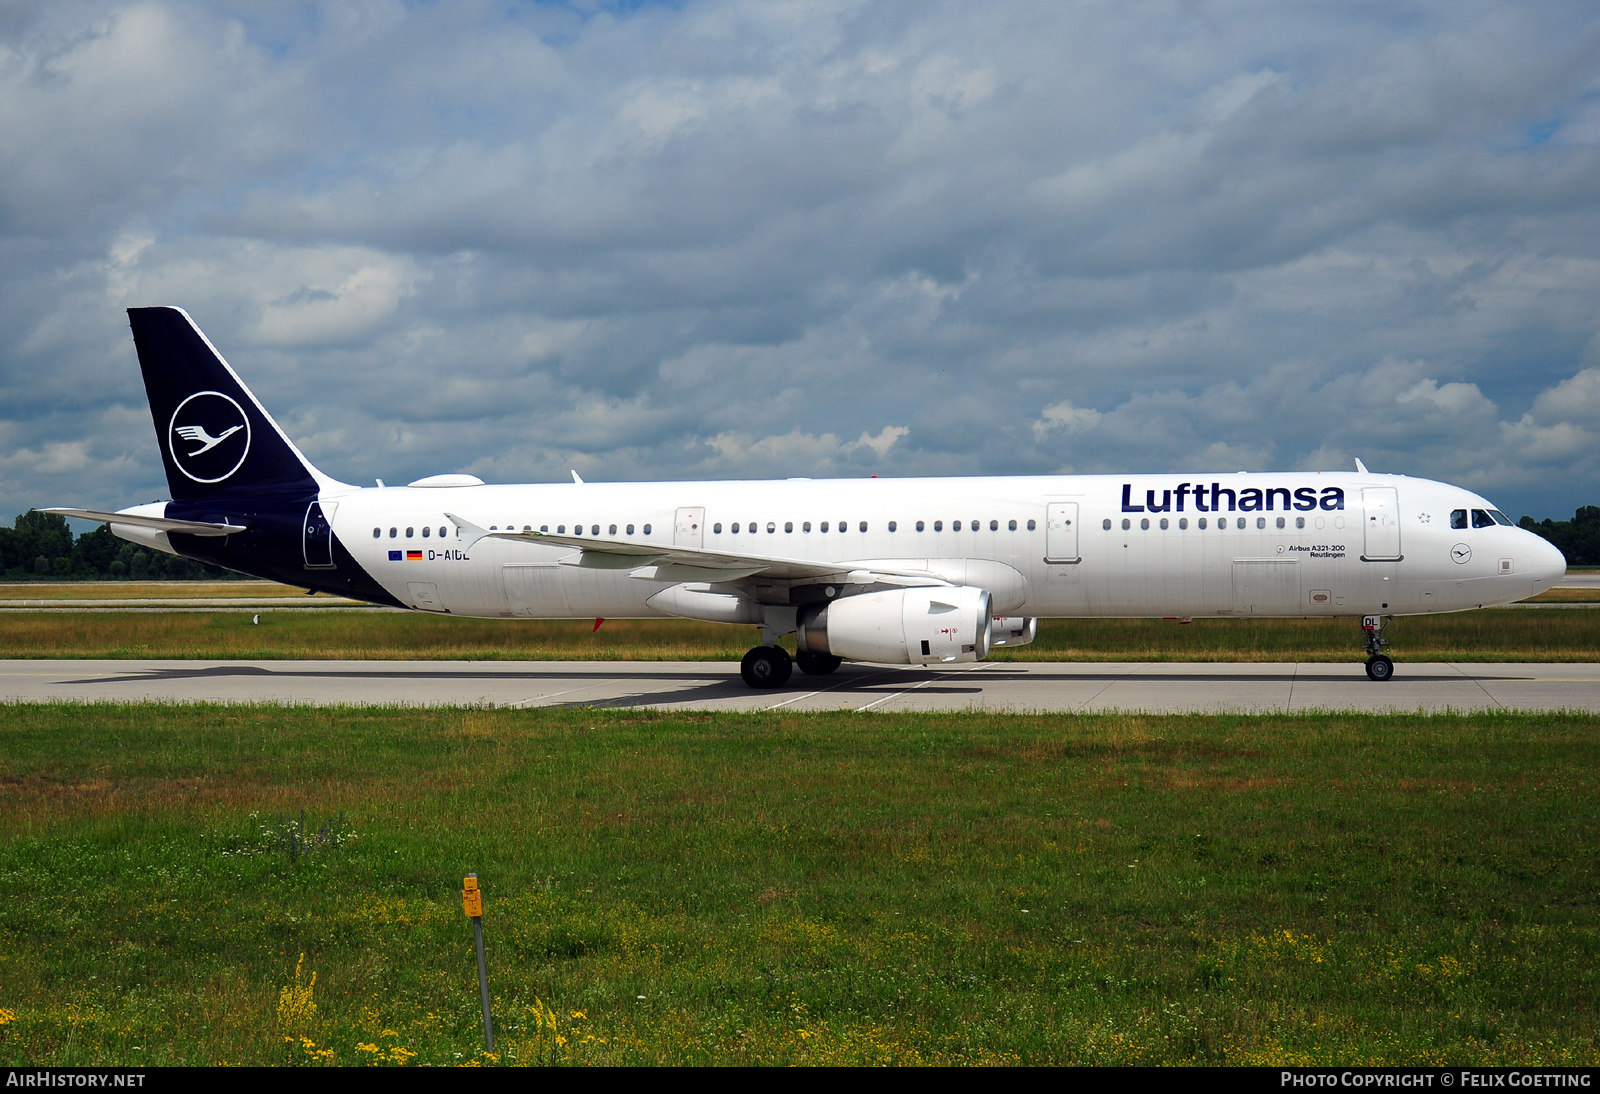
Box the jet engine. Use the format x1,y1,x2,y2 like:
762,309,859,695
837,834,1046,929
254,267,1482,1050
797,586,992,665
990,616,1038,647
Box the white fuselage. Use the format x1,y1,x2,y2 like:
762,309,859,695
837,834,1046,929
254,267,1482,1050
318,471,1566,620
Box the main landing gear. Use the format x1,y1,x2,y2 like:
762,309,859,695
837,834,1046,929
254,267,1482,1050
796,651,842,676
739,647,844,688
1362,614,1395,681
740,645,792,688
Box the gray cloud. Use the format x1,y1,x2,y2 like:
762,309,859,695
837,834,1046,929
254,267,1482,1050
1,0,1599,526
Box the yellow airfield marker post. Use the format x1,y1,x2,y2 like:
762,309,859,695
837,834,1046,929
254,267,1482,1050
463,872,494,1051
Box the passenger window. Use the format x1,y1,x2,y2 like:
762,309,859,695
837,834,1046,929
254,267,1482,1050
557,525,566,534
1295,517,1304,529
820,522,828,532
1140,518,1150,530
643,524,652,534
1472,509,1494,529
1102,518,1111,530
784,522,793,533
405,527,414,538
422,526,430,537
916,521,925,531
859,521,868,532
888,521,897,532
934,520,944,531
591,525,600,535
1450,509,1468,529
1159,517,1168,530
1275,517,1285,529
1257,517,1266,529
1121,518,1131,530
713,523,722,534
767,522,776,533
990,519,999,531
1027,519,1036,531
1198,518,1207,529
389,527,397,538
372,527,380,538
1179,518,1188,529
609,524,617,536
1008,519,1017,531
627,524,635,535
804,522,812,532
573,525,582,535
540,525,549,533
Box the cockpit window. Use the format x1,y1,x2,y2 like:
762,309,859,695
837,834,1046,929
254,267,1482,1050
1471,509,1495,529
1450,509,1467,529
1489,509,1513,526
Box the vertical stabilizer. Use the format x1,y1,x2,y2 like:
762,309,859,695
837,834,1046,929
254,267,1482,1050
127,307,336,501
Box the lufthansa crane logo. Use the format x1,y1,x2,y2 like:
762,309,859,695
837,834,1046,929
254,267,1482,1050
168,391,251,483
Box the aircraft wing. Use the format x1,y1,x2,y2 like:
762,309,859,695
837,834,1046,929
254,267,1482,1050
445,512,948,585
40,507,246,537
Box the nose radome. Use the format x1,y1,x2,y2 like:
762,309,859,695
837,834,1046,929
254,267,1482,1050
1526,532,1567,592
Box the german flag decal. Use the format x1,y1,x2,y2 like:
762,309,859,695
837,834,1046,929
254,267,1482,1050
406,550,424,561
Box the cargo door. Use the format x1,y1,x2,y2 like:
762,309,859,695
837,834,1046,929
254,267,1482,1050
674,506,705,549
1044,502,1079,563
1362,487,1402,561
407,581,445,612
1232,560,1301,614
503,565,571,618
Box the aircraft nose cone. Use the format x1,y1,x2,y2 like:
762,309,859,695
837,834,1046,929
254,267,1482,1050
1527,532,1567,592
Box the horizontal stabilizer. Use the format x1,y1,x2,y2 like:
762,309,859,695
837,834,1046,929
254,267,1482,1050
40,507,245,537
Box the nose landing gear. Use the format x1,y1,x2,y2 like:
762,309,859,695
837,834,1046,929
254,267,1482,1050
1362,614,1394,681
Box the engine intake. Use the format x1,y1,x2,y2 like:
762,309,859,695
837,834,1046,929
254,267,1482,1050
797,586,992,665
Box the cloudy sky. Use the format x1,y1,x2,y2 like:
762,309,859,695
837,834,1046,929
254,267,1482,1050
3,0,1599,523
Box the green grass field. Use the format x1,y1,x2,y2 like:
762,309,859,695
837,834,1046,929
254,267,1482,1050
1,705,1596,1066
0,608,1597,661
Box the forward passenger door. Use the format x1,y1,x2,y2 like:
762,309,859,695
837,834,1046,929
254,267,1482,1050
1044,502,1079,563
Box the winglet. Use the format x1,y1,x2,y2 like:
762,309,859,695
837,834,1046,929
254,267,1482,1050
1354,458,1369,474
444,512,494,551
571,470,584,485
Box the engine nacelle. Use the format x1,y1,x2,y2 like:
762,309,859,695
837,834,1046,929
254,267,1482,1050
990,616,1038,647
797,586,992,665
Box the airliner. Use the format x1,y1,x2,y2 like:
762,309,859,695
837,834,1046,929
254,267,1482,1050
47,307,1567,687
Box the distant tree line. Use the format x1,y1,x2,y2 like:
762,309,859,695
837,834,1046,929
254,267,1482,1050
1519,506,1600,567
0,510,245,580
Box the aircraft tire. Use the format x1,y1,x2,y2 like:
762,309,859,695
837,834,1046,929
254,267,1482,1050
796,651,843,676
741,646,793,689
1365,654,1394,682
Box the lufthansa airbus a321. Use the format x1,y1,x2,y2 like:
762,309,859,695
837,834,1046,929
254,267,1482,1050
47,307,1568,687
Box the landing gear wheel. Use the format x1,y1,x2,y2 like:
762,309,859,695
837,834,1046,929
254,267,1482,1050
796,651,842,676
1360,615,1396,682
740,645,793,689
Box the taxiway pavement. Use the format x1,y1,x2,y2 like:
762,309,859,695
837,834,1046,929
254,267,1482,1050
3,659,1598,713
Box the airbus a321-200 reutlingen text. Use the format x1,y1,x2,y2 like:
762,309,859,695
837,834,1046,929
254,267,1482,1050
48,308,1568,687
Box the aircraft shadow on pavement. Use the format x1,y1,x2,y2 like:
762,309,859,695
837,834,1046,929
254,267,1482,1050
75,664,1532,688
